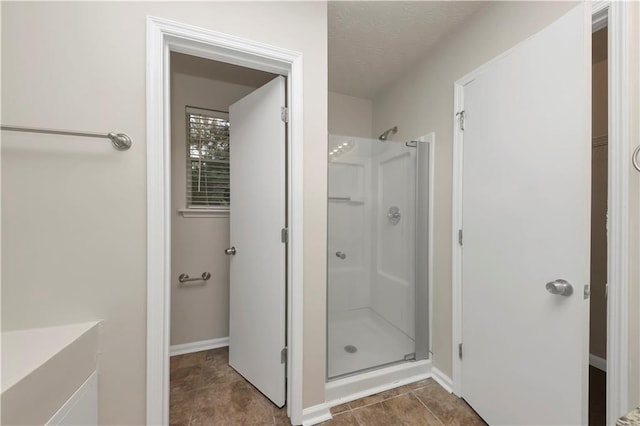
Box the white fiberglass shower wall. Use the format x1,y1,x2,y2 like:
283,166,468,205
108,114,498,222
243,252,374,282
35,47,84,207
327,134,430,380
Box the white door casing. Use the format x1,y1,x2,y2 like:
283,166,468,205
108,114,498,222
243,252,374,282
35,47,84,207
458,4,590,425
228,76,287,407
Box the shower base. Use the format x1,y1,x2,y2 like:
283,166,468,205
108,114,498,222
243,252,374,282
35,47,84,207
328,307,414,379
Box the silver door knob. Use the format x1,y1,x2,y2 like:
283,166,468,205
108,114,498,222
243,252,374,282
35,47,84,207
336,251,346,260
545,279,573,297
225,247,236,256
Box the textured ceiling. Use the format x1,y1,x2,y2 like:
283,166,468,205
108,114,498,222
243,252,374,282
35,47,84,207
329,1,486,99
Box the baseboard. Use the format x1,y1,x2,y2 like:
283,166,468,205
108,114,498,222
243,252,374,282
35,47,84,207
169,337,229,356
431,366,453,393
301,403,332,426
589,353,607,372
325,360,432,406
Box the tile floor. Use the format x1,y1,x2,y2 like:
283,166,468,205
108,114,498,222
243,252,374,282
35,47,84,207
170,347,487,426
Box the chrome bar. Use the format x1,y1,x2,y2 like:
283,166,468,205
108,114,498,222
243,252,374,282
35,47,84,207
178,272,211,284
1,125,132,151
633,144,640,172
328,196,351,201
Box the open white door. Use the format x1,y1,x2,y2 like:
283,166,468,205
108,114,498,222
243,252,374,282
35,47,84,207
228,76,286,407
459,4,590,425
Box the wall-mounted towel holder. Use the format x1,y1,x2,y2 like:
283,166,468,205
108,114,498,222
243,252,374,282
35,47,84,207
633,144,640,172
1,125,132,151
178,272,211,284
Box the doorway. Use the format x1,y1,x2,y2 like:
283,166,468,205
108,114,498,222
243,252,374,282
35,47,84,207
589,24,608,426
451,2,631,425
146,17,305,426
168,53,288,424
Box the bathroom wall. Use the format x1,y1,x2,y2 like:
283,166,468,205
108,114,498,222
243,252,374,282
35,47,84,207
327,135,372,313
327,93,373,313
170,53,275,346
369,142,416,339
328,92,373,138
1,2,328,422
372,1,580,379
590,28,607,362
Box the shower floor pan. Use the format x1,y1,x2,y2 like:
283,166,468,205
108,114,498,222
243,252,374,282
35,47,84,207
328,307,414,379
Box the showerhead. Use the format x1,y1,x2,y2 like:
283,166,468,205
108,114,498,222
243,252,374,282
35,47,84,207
378,126,398,141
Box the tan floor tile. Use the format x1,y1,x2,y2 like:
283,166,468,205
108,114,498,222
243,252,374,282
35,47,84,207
351,402,398,424
382,394,442,426
320,411,359,425
273,405,291,426
190,379,276,425
412,384,486,426
348,386,405,409
330,402,352,415
171,365,203,390
169,399,192,426
174,351,207,369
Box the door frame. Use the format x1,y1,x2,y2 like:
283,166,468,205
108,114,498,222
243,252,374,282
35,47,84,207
451,2,631,425
145,17,305,425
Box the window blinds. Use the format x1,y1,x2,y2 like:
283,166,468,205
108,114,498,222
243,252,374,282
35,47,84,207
186,107,230,208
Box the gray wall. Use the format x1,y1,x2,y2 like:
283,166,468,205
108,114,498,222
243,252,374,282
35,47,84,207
170,53,274,346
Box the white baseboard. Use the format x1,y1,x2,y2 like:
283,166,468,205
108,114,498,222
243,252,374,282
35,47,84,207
170,337,229,357
431,366,453,393
301,403,332,426
589,353,607,372
325,360,432,406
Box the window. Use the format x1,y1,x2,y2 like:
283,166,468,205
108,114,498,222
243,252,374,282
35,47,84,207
185,107,230,210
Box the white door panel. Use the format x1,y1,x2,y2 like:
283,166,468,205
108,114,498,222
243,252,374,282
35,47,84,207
461,4,590,425
228,76,286,407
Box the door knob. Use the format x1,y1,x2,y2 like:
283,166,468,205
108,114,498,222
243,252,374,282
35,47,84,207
545,279,573,297
225,247,236,256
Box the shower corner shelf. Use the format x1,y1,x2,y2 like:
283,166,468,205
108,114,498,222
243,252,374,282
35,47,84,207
328,195,365,205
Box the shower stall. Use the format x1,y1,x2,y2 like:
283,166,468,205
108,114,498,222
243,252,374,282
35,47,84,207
327,133,432,383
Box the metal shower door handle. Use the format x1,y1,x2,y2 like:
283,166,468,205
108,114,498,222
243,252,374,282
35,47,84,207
225,246,236,256
545,279,573,297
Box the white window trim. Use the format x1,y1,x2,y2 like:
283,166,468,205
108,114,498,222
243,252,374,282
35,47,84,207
178,208,229,218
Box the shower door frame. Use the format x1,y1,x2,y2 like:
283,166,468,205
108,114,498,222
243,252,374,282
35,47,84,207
145,17,305,426
326,132,435,380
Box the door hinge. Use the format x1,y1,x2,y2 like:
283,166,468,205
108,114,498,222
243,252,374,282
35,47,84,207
456,110,465,131
584,284,590,300
281,347,288,364
459,343,463,360
458,229,463,246
281,107,289,123
281,227,289,243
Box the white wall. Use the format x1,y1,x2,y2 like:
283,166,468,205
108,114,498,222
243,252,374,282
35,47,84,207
1,2,328,423
327,135,372,313
369,142,416,339
327,94,373,312
328,92,372,138
372,1,580,378
170,54,273,346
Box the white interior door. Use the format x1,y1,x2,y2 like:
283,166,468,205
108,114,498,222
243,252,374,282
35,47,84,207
460,4,590,425
228,76,286,407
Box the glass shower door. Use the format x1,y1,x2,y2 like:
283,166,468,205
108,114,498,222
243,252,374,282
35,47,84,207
327,134,420,379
